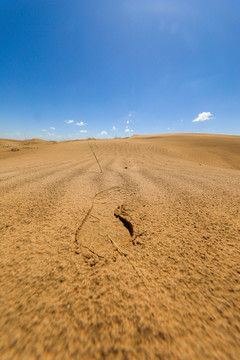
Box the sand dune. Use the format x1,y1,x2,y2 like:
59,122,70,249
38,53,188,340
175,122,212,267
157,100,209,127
0,134,240,359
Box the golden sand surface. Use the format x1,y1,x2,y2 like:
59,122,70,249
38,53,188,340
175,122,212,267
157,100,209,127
0,134,240,359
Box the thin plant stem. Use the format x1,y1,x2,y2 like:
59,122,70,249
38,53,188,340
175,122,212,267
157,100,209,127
88,141,102,172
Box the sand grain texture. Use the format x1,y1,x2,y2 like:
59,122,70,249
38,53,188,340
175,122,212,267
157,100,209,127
0,134,240,359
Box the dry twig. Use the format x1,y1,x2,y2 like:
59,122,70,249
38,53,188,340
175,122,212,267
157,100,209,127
88,141,102,172
107,235,150,294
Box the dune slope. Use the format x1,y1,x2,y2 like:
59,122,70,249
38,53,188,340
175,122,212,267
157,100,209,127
0,134,240,359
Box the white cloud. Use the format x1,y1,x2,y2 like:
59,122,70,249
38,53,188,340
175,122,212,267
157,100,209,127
100,131,107,135
79,130,88,133
112,126,117,131
192,112,214,123
42,129,47,132
65,120,74,124
125,128,134,133
128,113,133,117
76,121,86,126
49,127,55,130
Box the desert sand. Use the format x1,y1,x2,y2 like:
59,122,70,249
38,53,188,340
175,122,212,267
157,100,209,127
0,133,240,359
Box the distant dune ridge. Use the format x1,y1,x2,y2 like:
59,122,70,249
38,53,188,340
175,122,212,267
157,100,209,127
1,133,240,169
0,133,240,359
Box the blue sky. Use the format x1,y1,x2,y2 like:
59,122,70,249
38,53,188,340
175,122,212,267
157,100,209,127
0,0,239,140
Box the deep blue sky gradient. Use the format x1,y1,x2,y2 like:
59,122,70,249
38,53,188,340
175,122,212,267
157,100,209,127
0,0,240,139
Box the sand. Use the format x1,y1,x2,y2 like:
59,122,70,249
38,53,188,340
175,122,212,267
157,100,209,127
0,133,240,359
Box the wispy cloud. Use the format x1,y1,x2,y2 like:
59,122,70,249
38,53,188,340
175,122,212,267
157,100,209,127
3,131,23,139
49,127,55,130
42,129,47,132
79,130,88,133
76,121,86,126
100,131,107,135
192,112,214,123
65,120,74,124
112,126,117,131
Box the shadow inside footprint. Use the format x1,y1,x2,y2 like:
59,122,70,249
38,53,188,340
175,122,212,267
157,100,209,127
114,205,134,237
